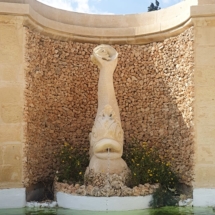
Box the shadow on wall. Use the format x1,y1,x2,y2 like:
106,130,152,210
24,27,194,187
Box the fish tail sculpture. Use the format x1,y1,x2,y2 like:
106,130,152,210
86,45,129,175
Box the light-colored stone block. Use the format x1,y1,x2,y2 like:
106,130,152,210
194,17,215,27
195,101,215,126
0,64,24,83
0,25,23,64
196,27,215,45
0,165,22,183
0,125,22,143
198,0,215,5
195,86,215,102
3,143,22,166
196,145,215,165
0,86,23,103
0,15,23,25
193,188,215,206
0,143,23,184
195,46,215,67
194,165,215,187
195,67,215,87
194,17,215,190
0,188,26,208
0,146,3,165
1,104,23,123
195,124,215,145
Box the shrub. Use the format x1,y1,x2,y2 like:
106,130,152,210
55,142,89,184
150,186,178,208
123,139,179,188
56,139,179,208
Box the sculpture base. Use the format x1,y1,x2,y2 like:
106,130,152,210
87,155,128,174
84,168,131,194
56,192,152,211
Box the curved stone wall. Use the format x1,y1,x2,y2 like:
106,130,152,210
0,0,198,43
24,26,194,186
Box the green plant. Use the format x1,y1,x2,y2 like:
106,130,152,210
150,186,178,208
123,139,179,188
123,139,180,208
55,142,89,184
148,0,161,12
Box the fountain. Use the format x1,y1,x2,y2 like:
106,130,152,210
85,44,130,184
56,45,155,211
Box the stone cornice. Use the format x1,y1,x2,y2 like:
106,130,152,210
0,0,214,43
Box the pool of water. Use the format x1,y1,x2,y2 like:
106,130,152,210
0,207,214,215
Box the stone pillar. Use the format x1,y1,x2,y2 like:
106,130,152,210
0,15,25,189
192,1,215,205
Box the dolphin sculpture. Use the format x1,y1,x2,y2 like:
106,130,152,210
87,45,128,174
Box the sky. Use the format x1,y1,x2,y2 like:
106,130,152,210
37,0,183,14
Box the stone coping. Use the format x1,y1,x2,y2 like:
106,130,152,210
0,188,26,209
193,188,215,207
0,0,214,43
1,1,215,43
0,188,215,209
56,192,152,211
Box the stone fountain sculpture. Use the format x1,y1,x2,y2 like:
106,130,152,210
56,45,159,204
56,45,158,202
85,45,129,183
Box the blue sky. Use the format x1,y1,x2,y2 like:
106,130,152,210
37,0,182,14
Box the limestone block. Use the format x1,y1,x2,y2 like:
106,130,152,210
0,125,22,143
198,0,215,5
195,67,215,87
195,101,215,126
0,188,26,208
3,143,22,166
194,17,215,27
195,124,215,146
0,86,23,103
0,25,23,64
0,146,3,165
196,145,215,165
0,64,24,83
196,27,215,46
195,46,215,67
0,165,22,183
1,104,23,123
0,15,23,25
195,86,215,102
194,165,215,187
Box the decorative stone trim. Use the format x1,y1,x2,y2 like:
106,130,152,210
0,0,205,43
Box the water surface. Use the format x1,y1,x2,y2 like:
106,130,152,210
0,207,214,215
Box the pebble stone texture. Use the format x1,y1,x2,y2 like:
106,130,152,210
24,27,194,186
